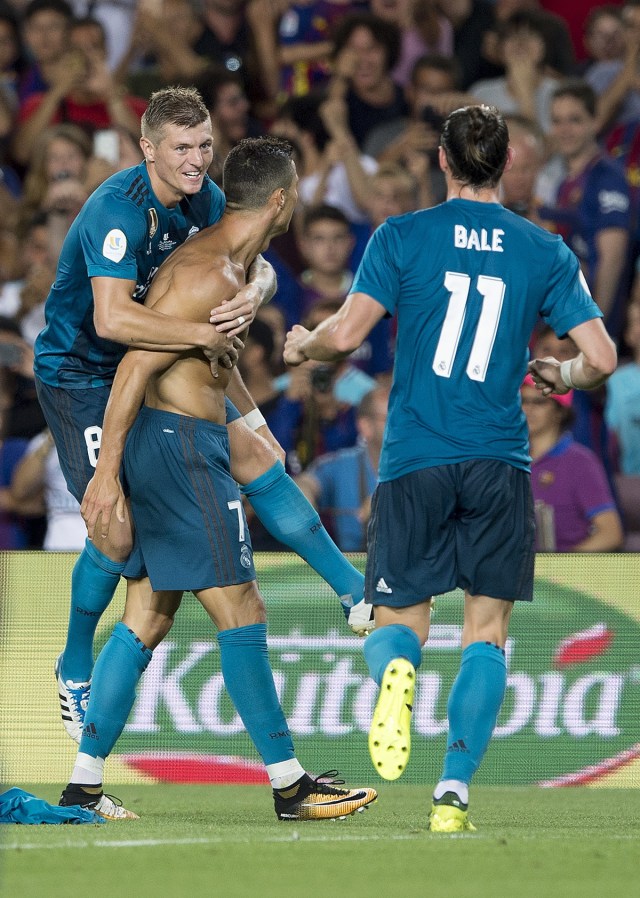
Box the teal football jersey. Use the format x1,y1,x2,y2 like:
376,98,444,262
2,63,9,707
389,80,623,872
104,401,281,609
34,162,225,388
350,199,602,481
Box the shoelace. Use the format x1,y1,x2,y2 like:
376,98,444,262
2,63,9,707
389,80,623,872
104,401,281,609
311,770,349,795
67,684,91,715
101,793,124,808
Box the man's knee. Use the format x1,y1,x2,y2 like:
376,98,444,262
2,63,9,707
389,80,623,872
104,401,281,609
228,419,279,485
198,580,267,630
375,600,432,645
93,517,133,563
463,594,513,647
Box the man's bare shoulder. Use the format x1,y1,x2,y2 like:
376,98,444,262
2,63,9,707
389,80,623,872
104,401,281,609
146,239,244,320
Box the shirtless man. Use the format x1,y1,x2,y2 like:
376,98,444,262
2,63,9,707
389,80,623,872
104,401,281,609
59,136,377,823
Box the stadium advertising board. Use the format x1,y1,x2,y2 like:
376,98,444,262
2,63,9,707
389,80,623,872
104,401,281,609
1,553,638,786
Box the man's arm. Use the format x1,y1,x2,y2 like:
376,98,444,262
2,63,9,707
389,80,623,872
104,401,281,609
211,255,277,335
81,346,175,540
283,293,386,365
92,276,236,365
294,471,321,510
594,228,629,321
528,317,617,394
573,509,624,552
225,366,286,463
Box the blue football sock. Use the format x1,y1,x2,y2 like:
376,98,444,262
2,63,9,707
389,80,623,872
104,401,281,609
441,641,507,784
79,622,152,760
62,539,126,683
363,624,423,686
217,623,295,765
241,461,364,601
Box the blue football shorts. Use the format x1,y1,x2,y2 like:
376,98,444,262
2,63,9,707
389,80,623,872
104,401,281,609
365,459,535,606
122,406,256,591
36,375,242,503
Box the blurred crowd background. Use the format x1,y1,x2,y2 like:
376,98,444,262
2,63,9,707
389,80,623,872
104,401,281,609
0,0,639,556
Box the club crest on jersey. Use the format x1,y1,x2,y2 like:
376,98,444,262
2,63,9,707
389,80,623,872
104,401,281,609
158,232,177,252
102,229,127,262
148,208,158,238
240,544,252,569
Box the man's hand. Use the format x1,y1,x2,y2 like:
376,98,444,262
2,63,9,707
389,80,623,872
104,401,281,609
284,325,311,366
205,334,244,377
81,471,126,541
527,356,570,396
210,284,261,336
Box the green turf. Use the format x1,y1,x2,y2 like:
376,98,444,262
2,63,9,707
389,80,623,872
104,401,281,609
2,785,639,898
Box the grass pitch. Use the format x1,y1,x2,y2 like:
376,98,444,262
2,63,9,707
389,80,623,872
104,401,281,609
2,784,638,898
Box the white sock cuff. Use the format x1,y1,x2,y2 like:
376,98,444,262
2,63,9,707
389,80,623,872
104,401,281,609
72,752,105,784
266,758,306,789
433,779,469,805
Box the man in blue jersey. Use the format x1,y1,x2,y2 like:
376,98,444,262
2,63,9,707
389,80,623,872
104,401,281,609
59,137,377,821
34,86,371,746
284,104,617,832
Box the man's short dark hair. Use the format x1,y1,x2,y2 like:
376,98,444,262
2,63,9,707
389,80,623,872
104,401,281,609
552,79,597,118
331,13,401,72
195,65,244,112
302,204,350,234
584,5,623,35
223,136,294,209
497,9,555,69
410,54,460,90
441,105,509,189
277,94,330,151
70,15,107,50
23,0,72,21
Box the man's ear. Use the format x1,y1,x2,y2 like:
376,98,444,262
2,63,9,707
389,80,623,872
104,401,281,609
140,136,154,163
503,145,516,173
275,187,286,210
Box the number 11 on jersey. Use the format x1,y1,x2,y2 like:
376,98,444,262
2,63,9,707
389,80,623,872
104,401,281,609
433,272,506,383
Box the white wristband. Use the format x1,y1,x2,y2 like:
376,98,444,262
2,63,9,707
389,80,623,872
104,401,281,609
560,359,576,389
244,408,267,431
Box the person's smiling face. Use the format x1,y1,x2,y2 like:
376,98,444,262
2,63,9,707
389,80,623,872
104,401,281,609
142,120,214,207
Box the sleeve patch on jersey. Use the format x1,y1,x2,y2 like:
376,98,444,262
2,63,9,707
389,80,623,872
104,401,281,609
578,270,592,296
102,229,127,262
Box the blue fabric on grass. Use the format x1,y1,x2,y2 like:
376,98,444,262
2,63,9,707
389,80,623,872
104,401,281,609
0,788,104,824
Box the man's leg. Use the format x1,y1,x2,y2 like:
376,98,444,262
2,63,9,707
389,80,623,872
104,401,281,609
60,579,181,820
429,593,512,833
227,420,371,634
196,579,377,820
36,380,134,739
56,517,133,742
364,603,430,780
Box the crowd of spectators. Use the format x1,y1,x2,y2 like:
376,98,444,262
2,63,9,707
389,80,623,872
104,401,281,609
0,0,639,552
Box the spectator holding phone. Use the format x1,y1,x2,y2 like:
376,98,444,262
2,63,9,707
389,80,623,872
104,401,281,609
364,54,462,206
13,16,146,166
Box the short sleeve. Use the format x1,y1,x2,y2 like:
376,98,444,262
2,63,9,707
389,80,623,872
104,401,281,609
82,192,147,280
540,240,602,337
350,221,402,315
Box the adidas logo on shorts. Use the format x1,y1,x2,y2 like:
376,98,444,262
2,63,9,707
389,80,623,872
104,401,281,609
376,578,392,594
